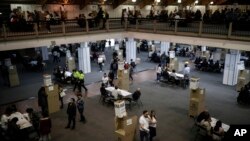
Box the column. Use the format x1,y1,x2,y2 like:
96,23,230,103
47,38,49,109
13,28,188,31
212,49,222,62
223,50,241,86
78,42,91,73
160,41,170,55
126,38,136,63
40,46,49,61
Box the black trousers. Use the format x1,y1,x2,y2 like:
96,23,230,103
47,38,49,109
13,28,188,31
79,80,88,92
67,116,75,128
73,81,79,92
78,108,86,122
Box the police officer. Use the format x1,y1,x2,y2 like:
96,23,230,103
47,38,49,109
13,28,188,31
78,70,88,92
72,69,80,92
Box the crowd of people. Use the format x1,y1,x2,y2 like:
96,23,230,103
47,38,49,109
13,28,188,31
3,4,250,34
194,57,222,73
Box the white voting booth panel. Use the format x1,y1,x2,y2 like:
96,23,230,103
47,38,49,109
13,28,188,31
190,78,200,90
169,51,175,59
43,74,52,86
114,100,127,118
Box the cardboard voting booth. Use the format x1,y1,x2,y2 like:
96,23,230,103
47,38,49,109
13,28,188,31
190,77,200,90
189,88,205,117
169,51,175,59
8,65,20,87
118,70,129,91
115,115,138,141
45,84,60,114
114,100,127,118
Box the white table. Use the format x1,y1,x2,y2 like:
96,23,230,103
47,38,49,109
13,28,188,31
211,117,230,132
168,71,184,79
105,87,132,97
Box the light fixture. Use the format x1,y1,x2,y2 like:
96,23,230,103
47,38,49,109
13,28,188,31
210,1,214,5
195,0,198,4
132,0,136,2
177,0,181,4
156,0,161,3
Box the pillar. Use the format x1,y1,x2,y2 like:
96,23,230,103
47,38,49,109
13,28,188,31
212,49,222,62
223,50,241,86
126,38,136,63
40,46,49,61
78,42,91,73
160,42,170,55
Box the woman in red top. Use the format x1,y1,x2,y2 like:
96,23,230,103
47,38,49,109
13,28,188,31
39,112,52,141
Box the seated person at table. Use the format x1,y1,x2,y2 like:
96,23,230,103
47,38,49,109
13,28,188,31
100,83,111,103
201,59,209,71
197,110,211,123
200,116,212,136
124,88,141,102
212,120,225,140
162,68,170,80
213,61,221,72
170,70,180,85
102,73,109,86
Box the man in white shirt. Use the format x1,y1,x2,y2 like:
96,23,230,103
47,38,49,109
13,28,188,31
139,110,150,141
111,86,121,100
183,64,190,78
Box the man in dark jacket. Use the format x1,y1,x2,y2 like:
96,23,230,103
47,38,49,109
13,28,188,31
65,98,77,129
38,87,48,115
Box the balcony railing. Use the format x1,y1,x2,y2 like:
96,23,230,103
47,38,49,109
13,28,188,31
0,18,250,42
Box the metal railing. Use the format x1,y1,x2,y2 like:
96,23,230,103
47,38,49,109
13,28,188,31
0,18,250,42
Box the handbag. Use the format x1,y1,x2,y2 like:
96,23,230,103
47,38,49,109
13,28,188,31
60,91,66,97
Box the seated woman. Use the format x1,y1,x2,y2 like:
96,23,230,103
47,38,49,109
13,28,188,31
212,120,224,141
200,116,212,136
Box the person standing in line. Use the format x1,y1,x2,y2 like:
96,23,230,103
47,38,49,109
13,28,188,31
65,98,77,130
139,110,150,141
76,95,86,123
78,70,88,92
108,71,114,86
38,86,48,115
39,112,52,141
149,110,157,141
129,66,134,81
58,83,64,109
156,64,162,82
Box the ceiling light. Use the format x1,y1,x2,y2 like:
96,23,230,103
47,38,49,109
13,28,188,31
156,0,161,3
177,0,181,4
132,0,136,2
210,1,214,5
195,0,198,4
